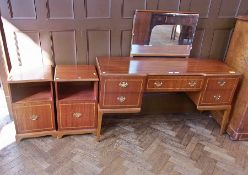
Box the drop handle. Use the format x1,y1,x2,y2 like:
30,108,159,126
218,80,226,86
119,81,128,88
73,112,82,118
154,81,163,87
117,96,126,103
188,81,197,87
213,95,221,101
30,115,39,121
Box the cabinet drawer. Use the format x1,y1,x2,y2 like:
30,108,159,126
204,77,238,90
102,93,142,108
147,76,204,91
200,90,234,105
13,103,54,133
103,78,145,93
58,102,96,130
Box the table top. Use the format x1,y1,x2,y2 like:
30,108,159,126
55,65,99,82
8,65,53,83
96,57,240,76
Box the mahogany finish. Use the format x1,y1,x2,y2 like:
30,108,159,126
8,66,53,83
8,66,56,142
188,77,239,106
96,56,241,141
12,102,55,134
55,65,98,82
55,65,99,138
225,16,248,140
146,75,204,92
99,76,146,109
96,57,240,76
58,102,97,130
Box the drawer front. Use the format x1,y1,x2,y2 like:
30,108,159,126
200,90,234,105
205,77,238,90
102,93,142,108
58,102,96,130
199,77,239,105
103,78,145,93
147,76,204,91
13,103,54,133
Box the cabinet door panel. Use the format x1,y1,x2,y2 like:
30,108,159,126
58,102,96,130
13,103,54,133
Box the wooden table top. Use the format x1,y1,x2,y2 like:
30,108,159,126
55,65,99,81
8,65,53,83
96,57,240,76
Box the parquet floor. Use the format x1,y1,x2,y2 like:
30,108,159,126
1,113,248,175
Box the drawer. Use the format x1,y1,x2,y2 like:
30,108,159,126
13,103,55,134
102,92,142,108
58,102,96,130
103,78,145,93
204,77,238,90
147,76,204,91
200,90,234,105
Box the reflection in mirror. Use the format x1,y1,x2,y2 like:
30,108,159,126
130,10,199,57
149,25,194,46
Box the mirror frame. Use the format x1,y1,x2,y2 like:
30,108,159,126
130,10,199,57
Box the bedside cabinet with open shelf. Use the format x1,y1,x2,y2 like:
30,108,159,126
54,65,99,138
8,66,56,142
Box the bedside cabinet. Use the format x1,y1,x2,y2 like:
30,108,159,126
8,66,56,142
54,65,99,138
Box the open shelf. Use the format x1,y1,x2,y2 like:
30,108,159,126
10,82,52,103
57,82,96,101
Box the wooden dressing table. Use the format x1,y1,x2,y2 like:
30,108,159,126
96,57,241,141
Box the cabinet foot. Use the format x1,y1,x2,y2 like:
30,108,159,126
15,130,57,142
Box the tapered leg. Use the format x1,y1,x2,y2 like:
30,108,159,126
96,109,103,142
220,107,231,134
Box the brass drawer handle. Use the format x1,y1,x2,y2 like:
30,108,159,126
117,96,126,103
119,81,128,88
188,80,197,87
213,95,221,101
30,115,39,121
154,81,163,87
218,80,226,87
73,112,82,118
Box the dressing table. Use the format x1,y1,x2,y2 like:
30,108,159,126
96,10,241,141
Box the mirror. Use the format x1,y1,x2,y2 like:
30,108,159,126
130,10,199,57
149,25,194,46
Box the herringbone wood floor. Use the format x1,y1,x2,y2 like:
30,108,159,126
1,113,248,175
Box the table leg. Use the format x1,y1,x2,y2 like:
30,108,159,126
96,109,103,142
220,107,231,134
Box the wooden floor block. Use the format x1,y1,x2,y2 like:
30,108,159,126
1,113,248,175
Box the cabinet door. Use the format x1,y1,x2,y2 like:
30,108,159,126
58,102,97,130
13,103,55,133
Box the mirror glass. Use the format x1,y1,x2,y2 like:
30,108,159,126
131,11,199,57
149,25,194,46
